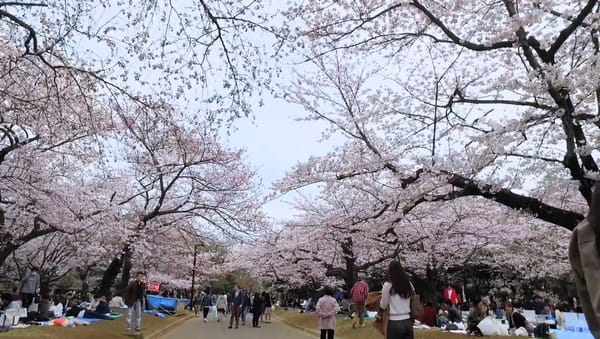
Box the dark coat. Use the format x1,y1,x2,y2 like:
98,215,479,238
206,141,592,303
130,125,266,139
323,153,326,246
124,281,146,307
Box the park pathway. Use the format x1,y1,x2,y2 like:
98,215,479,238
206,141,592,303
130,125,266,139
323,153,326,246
160,313,313,339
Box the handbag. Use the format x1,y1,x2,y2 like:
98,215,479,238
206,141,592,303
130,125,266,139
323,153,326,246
409,283,424,321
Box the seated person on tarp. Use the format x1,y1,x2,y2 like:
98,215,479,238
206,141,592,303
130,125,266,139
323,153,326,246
64,297,111,320
25,294,55,322
109,294,126,308
438,300,462,327
467,299,489,335
0,293,13,310
5,294,22,310
49,296,63,318
504,302,532,334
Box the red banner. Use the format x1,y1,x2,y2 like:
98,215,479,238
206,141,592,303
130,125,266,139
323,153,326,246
147,281,161,293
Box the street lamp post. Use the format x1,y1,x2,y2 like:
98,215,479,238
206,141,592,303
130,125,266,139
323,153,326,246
190,243,203,309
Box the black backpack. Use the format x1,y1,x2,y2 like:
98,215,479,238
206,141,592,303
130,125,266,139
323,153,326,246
534,323,550,338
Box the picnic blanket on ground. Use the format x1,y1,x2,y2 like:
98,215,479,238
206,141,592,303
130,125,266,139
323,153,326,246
146,295,188,312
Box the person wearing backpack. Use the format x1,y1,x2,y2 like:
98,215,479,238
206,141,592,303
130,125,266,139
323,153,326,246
350,278,369,329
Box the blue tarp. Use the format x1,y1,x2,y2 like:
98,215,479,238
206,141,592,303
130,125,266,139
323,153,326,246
146,295,189,311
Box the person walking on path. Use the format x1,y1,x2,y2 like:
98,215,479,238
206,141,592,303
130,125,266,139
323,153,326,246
228,285,243,329
201,290,213,323
251,292,263,328
193,292,202,317
216,291,228,323
350,278,369,329
263,292,273,323
124,271,146,332
240,289,251,326
316,286,340,339
19,267,40,309
380,261,413,339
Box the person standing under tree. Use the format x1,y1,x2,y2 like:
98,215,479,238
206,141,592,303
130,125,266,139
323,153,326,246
349,278,369,329
216,291,228,322
201,290,213,323
251,292,263,328
124,271,146,332
240,289,251,326
380,261,413,339
228,284,242,329
570,181,600,338
19,267,40,309
316,286,340,339
263,292,273,323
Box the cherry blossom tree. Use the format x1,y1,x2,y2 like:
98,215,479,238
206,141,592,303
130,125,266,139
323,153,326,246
0,0,281,123
0,37,115,267
94,103,265,295
280,0,600,232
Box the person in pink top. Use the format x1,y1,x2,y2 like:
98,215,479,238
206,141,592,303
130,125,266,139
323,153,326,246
316,287,340,339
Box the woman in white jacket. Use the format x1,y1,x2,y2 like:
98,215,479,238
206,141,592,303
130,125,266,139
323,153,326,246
380,261,413,339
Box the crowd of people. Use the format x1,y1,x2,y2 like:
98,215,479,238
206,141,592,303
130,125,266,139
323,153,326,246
0,269,147,331
191,284,274,330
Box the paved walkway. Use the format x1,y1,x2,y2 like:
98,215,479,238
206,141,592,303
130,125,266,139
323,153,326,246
161,313,313,339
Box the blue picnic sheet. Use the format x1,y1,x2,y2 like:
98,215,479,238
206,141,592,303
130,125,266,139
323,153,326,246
146,295,189,311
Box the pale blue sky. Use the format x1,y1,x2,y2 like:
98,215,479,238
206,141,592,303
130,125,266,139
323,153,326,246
225,95,339,222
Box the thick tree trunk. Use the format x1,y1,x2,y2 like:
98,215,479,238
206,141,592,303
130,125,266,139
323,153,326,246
97,244,131,296
341,238,358,290
117,250,133,291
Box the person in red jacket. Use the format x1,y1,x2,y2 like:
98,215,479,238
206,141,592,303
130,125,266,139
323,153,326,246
443,283,461,306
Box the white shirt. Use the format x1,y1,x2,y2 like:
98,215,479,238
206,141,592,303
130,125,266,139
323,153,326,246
380,282,411,321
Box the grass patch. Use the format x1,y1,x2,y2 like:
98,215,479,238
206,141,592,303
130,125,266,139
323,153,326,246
2,309,192,339
275,309,509,339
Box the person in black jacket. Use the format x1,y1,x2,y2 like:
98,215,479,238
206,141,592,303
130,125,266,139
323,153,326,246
241,289,251,326
251,292,263,328
228,285,242,329
504,303,530,332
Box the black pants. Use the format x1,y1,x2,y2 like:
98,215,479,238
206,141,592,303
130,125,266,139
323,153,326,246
203,307,209,319
21,293,35,308
252,310,260,327
320,329,334,339
387,319,414,339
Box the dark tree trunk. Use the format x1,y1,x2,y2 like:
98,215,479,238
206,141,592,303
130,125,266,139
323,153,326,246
97,244,131,296
341,237,358,290
117,250,133,291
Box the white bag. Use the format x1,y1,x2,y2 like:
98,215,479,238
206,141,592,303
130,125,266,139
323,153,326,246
478,317,500,336
514,326,529,336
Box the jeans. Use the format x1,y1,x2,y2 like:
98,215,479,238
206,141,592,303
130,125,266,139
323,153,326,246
241,306,248,324
320,329,334,339
126,300,142,330
387,319,413,339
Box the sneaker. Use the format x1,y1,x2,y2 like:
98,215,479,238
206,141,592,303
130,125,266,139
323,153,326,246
125,328,131,331
228,326,232,329
361,324,365,328
203,319,208,323
235,326,238,329
135,328,141,331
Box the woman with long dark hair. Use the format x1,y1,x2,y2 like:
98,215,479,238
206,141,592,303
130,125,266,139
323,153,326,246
380,261,413,339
